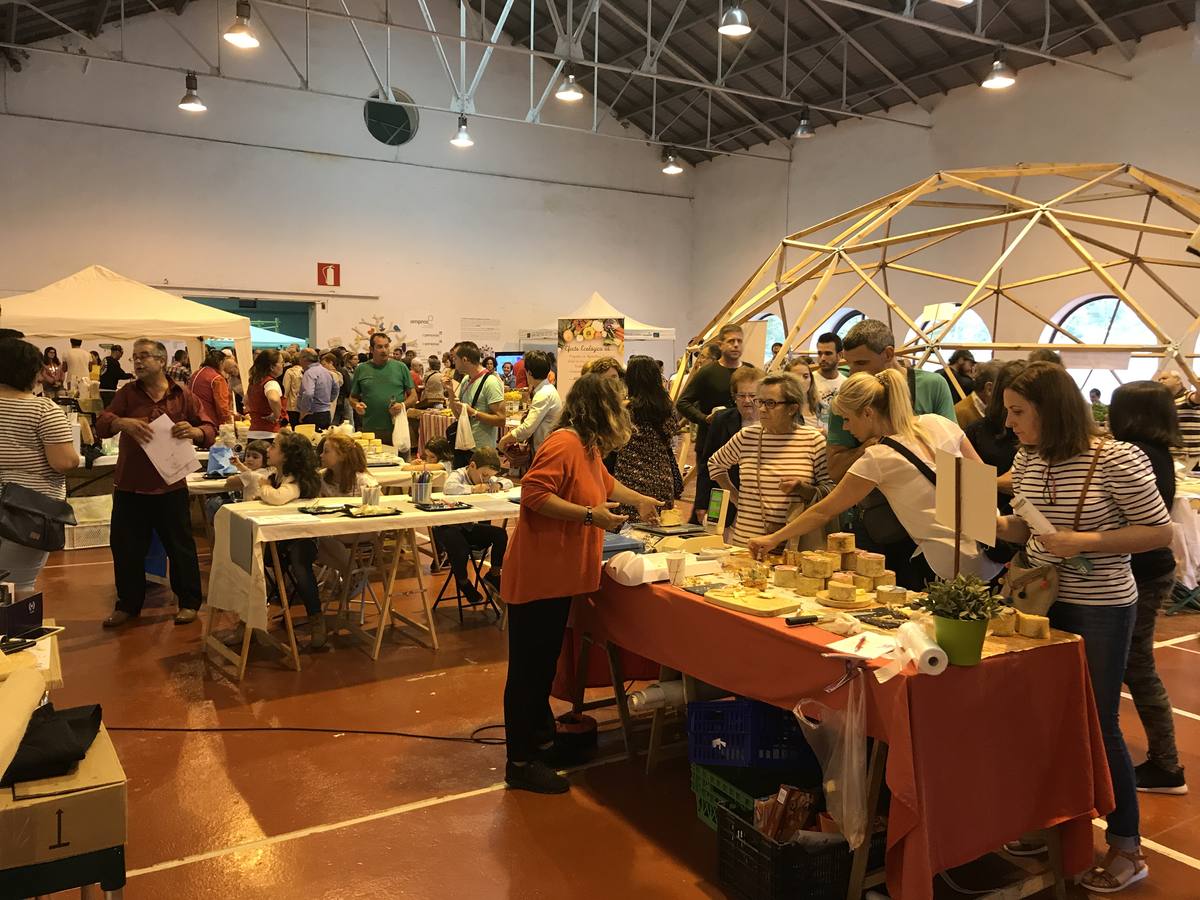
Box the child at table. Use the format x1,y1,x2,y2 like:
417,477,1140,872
318,432,378,497
436,447,512,606
204,440,270,523
235,432,328,650
403,436,454,473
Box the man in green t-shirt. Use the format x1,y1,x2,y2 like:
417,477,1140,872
348,332,416,445
826,319,956,481
449,340,506,467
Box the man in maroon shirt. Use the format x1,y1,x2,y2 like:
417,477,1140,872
96,339,215,627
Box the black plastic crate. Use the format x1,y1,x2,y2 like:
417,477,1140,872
716,806,887,900
687,697,821,770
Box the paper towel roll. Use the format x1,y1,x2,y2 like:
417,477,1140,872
897,622,947,676
0,668,46,778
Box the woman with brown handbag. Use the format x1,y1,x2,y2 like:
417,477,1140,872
996,362,1173,892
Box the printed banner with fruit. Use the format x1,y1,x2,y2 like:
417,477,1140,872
557,316,624,399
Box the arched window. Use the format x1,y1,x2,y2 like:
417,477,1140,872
809,310,865,350
752,313,787,365
1040,294,1157,400
903,306,992,370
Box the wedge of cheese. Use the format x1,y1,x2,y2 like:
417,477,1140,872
827,581,857,603
1016,610,1050,639
989,607,1017,637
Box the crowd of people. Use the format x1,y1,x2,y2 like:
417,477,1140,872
0,317,1190,883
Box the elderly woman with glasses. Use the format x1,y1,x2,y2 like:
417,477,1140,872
707,372,831,549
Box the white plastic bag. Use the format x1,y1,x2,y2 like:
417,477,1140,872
391,405,411,454
454,405,476,451
793,672,868,850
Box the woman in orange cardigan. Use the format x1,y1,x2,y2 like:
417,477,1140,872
500,374,661,794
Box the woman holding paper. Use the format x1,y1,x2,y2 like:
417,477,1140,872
747,369,989,587
995,361,1172,893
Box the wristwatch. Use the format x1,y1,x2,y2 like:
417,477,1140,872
584,507,593,526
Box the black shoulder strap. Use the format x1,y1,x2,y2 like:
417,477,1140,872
878,436,936,485
469,373,494,407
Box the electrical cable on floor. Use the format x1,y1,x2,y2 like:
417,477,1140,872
106,724,508,746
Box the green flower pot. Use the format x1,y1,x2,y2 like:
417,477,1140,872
933,616,989,667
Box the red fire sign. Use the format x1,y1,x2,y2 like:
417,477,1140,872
317,262,341,287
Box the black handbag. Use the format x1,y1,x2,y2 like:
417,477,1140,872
0,481,78,552
856,368,927,546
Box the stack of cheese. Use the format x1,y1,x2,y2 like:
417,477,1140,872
773,533,898,601
348,431,386,455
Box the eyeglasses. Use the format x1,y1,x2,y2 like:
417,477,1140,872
754,398,795,410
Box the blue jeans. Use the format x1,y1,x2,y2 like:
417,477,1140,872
1049,602,1139,850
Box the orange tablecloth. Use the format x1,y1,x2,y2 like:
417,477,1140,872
581,576,1113,900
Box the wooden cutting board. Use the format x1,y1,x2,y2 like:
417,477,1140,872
703,588,802,617
815,589,877,610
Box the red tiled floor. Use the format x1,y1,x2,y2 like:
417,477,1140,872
30,542,1200,898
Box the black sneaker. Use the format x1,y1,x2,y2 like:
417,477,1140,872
505,760,570,794
1135,760,1188,795
461,584,485,606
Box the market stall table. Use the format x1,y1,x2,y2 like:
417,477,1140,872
204,491,518,679
576,577,1111,900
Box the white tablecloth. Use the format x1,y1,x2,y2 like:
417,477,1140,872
187,466,419,496
207,492,520,631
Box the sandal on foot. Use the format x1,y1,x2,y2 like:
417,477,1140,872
1080,848,1149,894
1003,837,1047,857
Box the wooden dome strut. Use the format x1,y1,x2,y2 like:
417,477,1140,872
674,163,1200,404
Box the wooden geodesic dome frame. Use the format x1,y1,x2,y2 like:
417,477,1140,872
686,163,1200,401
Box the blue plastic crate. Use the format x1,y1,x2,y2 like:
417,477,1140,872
687,698,820,770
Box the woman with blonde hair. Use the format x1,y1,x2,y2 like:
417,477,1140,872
748,368,990,587
785,358,824,429
500,374,662,795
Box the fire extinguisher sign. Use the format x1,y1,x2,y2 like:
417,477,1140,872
317,262,341,287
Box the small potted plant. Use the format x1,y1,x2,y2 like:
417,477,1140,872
912,574,1004,667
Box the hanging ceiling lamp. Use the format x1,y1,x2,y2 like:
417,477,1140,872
450,115,474,148
555,67,584,102
792,107,814,140
718,2,752,37
177,71,206,112
223,0,260,49
981,53,1016,90
661,149,684,175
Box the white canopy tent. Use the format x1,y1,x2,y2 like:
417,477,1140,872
520,293,676,358
0,266,254,397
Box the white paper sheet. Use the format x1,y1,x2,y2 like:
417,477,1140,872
144,414,201,484
826,631,898,660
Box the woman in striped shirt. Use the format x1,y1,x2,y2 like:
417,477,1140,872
708,372,831,550
997,362,1172,893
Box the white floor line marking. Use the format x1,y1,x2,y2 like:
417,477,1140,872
1091,820,1200,872
1153,632,1200,649
42,560,114,569
1167,644,1200,656
1121,692,1200,723
125,753,626,879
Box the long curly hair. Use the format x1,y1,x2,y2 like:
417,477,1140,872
270,432,322,500
319,432,368,495
557,373,632,457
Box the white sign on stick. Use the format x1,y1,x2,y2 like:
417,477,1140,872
934,449,997,547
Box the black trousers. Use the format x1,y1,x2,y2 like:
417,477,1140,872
434,524,507,589
287,410,301,427
301,411,331,430
110,489,203,615
503,595,572,762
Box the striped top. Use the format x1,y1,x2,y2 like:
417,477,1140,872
1011,440,1171,607
1174,395,1200,464
708,424,831,547
0,396,74,500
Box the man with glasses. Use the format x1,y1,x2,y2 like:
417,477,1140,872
96,339,215,628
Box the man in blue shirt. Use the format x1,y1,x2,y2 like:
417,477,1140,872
297,349,337,430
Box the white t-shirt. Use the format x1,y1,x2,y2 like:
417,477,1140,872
848,414,993,580
814,370,846,407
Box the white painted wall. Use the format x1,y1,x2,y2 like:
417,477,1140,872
0,0,693,358
689,28,1200,363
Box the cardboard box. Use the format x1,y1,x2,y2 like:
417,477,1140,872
0,725,126,869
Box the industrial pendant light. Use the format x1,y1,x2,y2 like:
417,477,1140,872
555,67,584,102
223,0,260,49
981,53,1016,90
792,107,814,140
718,3,751,37
177,72,206,112
450,115,474,148
661,149,683,175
